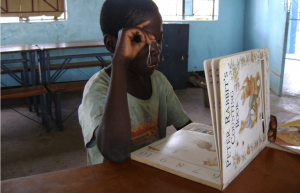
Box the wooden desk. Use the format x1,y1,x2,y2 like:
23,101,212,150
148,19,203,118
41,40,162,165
2,148,299,193
34,40,105,50
1,44,40,53
1,44,50,131
1,44,39,86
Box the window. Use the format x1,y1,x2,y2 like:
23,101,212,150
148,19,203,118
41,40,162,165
153,0,218,21
1,0,66,23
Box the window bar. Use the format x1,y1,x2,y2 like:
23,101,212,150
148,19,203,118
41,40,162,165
212,0,215,20
1,0,8,12
192,0,194,16
182,0,185,20
43,0,59,11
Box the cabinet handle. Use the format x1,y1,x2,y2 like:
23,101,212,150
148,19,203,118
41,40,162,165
162,56,165,61
181,56,185,60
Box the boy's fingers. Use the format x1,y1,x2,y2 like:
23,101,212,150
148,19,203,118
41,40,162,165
129,29,155,45
268,115,277,141
270,115,277,130
136,20,151,28
145,33,156,45
268,130,274,136
126,28,154,42
268,136,275,142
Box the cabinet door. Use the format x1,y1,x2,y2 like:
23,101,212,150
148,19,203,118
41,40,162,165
168,24,189,90
156,24,169,79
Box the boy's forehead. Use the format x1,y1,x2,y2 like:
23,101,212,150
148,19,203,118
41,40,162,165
134,12,163,35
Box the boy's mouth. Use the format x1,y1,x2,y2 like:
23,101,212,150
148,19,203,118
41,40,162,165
147,56,160,68
147,63,158,68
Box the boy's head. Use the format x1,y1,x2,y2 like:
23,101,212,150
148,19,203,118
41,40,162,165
100,0,163,77
100,0,159,38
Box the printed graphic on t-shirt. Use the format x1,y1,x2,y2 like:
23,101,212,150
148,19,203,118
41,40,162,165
131,116,159,144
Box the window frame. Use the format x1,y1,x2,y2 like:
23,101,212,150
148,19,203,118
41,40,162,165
153,0,219,21
0,0,66,23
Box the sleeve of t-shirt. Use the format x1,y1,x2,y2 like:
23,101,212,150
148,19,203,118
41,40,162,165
78,72,109,148
162,74,191,128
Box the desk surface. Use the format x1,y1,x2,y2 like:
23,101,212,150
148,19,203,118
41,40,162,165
1,44,40,53
1,40,106,53
35,40,105,50
2,147,300,193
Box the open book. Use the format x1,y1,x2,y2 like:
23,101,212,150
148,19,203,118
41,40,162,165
268,119,300,154
131,48,270,190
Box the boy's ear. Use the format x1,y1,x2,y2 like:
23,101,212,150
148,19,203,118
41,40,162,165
104,34,117,53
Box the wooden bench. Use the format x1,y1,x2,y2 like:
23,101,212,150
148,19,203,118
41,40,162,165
48,61,111,70
47,81,87,94
1,85,47,100
46,81,88,129
1,66,27,74
1,85,50,132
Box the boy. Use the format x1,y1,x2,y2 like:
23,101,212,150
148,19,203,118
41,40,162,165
79,0,276,165
79,0,192,165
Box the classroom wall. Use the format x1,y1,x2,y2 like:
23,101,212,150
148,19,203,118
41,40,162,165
183,0,246,72
1,0,246,85
1,0,105,45
243,0,288,95
243,0,269,50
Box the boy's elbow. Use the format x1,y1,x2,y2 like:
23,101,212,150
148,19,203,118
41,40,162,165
103,150,129,163
98,144,129,164
108,155,129,164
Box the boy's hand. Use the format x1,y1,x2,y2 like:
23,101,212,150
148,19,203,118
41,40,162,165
114,20,156,62
268,115,277,142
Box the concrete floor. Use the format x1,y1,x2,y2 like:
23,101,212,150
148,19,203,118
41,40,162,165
1,61,300,181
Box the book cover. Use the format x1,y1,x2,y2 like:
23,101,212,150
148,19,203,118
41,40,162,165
218,48,270,188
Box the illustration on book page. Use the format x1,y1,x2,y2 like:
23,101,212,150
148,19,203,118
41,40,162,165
273,119,300,154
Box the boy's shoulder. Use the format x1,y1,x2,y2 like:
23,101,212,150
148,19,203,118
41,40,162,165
151,70,173,91
83,68,110,93
152,70,167,82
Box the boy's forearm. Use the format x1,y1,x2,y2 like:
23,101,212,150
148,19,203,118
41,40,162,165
96,57,132,163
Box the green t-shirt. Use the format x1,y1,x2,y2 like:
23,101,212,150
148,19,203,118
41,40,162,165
78,68,190,165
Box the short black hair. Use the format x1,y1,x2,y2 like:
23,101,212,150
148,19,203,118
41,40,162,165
100,0,159,38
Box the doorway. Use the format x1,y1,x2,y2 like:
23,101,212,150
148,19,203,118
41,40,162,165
284,0,300,96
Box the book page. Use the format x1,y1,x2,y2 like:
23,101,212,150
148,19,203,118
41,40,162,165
131,129,221,190
219,49,270,189
271,119,300,154
211,59,223,178
203,60,220,169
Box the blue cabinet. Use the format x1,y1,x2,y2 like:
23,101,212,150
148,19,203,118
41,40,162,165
156,23,189,90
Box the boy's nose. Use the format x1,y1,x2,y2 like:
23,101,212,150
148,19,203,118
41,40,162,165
150,42,161,55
